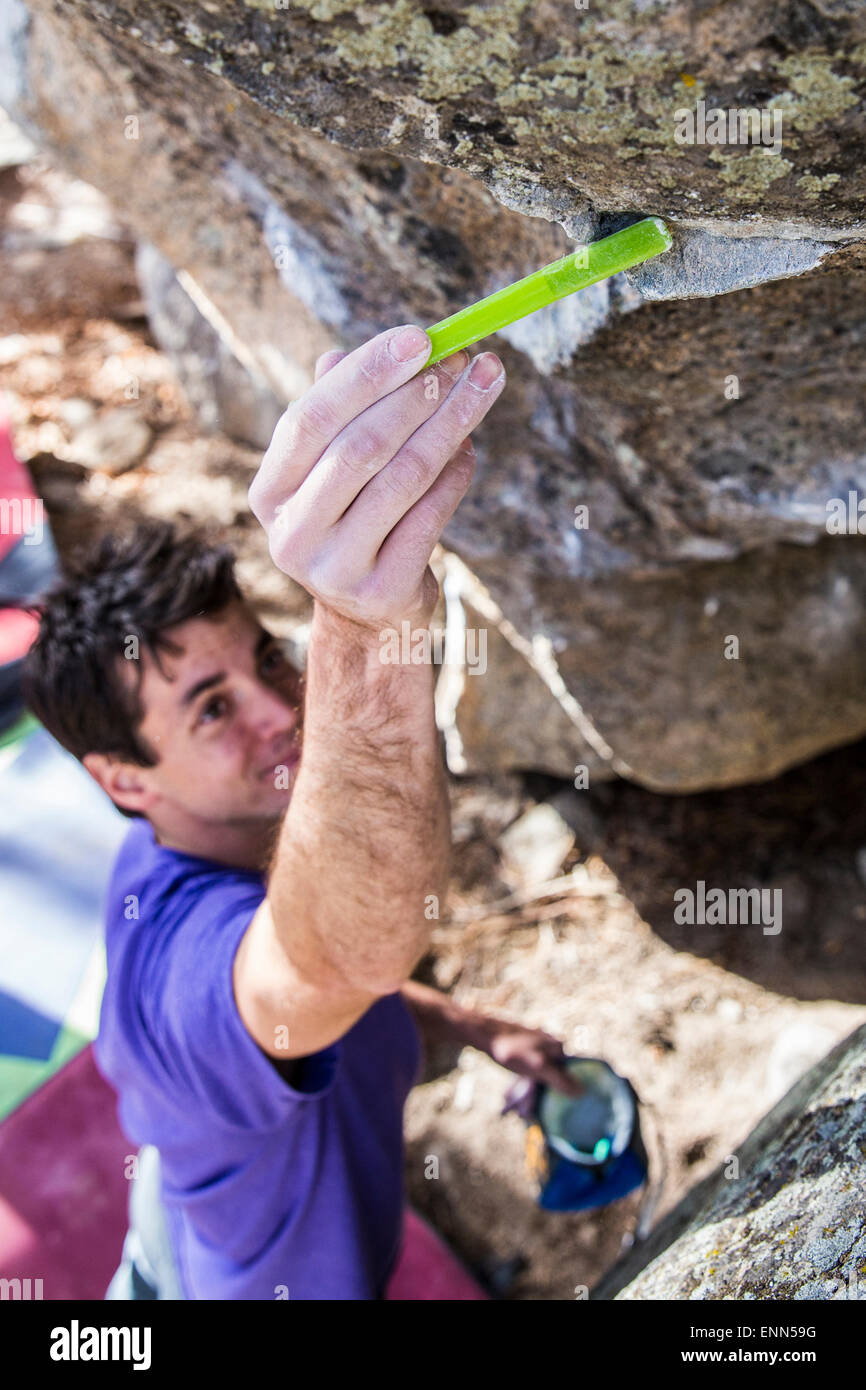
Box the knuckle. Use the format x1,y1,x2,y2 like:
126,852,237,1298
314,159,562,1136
384,445,433,499
329,424,387,477
358,340,393,386
294,393,337,449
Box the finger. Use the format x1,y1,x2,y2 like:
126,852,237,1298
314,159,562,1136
286,350,469,532
372,439,476,588
537,1063,585,1097
249,324,432,526
314,349,347,382
338,352,504,557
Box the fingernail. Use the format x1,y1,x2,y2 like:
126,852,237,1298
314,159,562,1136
468,353,504,390
438,350,469,376
389,326,430,362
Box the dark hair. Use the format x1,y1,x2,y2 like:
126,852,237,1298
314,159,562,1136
22,520,242,778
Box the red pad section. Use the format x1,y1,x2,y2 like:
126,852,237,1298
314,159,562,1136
0,1045,130,1300
386,1206,490,1301
0,415,38,567
0,606,39,664
0,1041,489,1301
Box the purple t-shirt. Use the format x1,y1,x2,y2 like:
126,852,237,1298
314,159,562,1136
94,818,422,1300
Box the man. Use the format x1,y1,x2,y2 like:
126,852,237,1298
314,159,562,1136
23,325,578,1300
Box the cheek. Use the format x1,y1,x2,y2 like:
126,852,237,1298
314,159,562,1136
159,722,263,795
164,740,211,793
215,723,259,775
165,729,247,787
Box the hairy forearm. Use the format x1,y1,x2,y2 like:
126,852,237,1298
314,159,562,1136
267,600,450,994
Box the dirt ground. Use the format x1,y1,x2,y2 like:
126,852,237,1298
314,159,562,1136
3,122,864,1301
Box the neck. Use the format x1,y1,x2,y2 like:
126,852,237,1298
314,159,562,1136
147,809,282,874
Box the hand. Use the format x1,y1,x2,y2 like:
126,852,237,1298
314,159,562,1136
475,1018,586,1097
248,325,506,633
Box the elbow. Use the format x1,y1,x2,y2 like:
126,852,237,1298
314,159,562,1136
338,926,433,999
339,964,415,999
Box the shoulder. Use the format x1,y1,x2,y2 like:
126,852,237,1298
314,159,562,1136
105,820,264,939
103,823,266,1052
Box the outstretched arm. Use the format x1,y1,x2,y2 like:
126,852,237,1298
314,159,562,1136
235,326,506,1060
400,980,584,1095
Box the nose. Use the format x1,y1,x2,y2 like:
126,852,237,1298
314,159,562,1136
245,675,301,740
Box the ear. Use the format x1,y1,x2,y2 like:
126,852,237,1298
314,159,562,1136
82,752,159,816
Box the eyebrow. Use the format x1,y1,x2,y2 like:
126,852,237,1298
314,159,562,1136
179,628,273,708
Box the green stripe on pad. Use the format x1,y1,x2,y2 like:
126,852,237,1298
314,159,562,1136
0,1022,92,1124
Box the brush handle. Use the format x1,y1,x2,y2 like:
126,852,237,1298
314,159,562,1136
423,217,672,366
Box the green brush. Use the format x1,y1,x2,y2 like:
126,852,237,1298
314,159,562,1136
423,216,672,366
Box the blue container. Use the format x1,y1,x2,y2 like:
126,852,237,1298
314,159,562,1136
518,1057,648,1213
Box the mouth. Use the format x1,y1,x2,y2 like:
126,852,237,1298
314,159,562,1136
259,744,301,782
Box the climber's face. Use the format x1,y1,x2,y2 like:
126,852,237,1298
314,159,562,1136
85,600,303,835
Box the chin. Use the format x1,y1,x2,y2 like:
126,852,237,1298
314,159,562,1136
262,776,297,810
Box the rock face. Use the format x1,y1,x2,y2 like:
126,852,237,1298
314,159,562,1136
594,1022,866,1300
3,0,866,787
134,242,284,450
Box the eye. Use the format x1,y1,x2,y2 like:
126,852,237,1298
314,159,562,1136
199,694,229,725
260,644,290,676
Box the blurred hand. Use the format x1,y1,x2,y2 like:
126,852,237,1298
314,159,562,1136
248,326,506,632
476,1018,586,1097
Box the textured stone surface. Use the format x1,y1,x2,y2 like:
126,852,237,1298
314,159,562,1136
69,407,152,474
626,228,835,300
594,1023,866,1300
445,611,604,780
135,241,284,449
8,0,866,237
3,0,866,787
